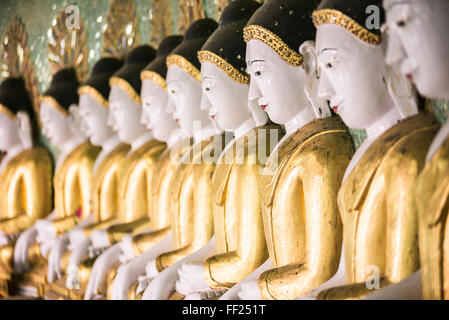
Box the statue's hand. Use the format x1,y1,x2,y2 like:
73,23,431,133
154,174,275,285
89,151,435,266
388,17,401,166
140,260,176,300
185,289,228,300
68,237,92,267
47,234,69,283
176,263,209,296
66,264,81,290
67,228,86,251
110,255,148,300
84,243,122,300
90,230,110,249
35,219,56,242
35,219,57,257
144,259,159,279
238,280,262,300
118,236,135,263
13,226,37,273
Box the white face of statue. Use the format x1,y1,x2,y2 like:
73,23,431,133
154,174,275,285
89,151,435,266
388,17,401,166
384,0,449,100
0,113,21,151
246,39,309,125
166,65,212,135
200,62,252,132
107,86,147,144
141,79,179,142
79,94,114,146
316,24,392,130
40,102,75,145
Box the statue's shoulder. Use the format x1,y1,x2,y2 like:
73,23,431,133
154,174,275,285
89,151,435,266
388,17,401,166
340,113,438,211
380,113,439,169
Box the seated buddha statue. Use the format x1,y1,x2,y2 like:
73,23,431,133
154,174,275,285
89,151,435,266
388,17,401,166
39,57,129,300
141,0,284,301
102,19,232,300
16,67,102,297
63,45,166,300
0,77,53,297
363,0,449,300
297,0,440,300
214,0,354,301
70,35,189,300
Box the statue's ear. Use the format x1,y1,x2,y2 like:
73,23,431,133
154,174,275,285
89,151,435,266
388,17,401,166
299,41,331,118
68,104,88,141
16,111,33,149
299,40,317,79
386,63,419,119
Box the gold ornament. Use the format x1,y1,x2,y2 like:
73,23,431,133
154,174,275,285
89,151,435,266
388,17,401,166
312,9,381,46
1,17,40,121
47,8,89,83
141,70,167,90
243,25,303,67
198,50,249,84
166,54,201,82
102,0,140,58
78,86,109,108
40,96,69,117
109,77,142,105
149,0,172,48
177,0,205,34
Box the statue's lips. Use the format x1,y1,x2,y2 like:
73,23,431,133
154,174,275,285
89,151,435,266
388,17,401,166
210,115,216,120
175,119,179,123
406,73,413,81
260,104,268,110
332,106,339,113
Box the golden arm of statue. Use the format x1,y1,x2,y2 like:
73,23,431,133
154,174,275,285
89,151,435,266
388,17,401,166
0,214,36,235
51,215,80,236
316,277,392,300
131,227,171,256
155,160,216,272
155,244,198,272
204,165,269,289
105,217,151,245
82,218,118,237
257,138,351,300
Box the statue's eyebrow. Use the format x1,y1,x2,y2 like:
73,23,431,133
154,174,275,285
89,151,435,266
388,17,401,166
248,59,265,66
319,48,338,55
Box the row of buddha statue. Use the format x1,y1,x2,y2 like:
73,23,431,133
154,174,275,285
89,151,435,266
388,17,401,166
0,0,448,300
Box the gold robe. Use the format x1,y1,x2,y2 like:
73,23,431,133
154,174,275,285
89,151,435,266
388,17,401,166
106,138,194,300
44,143,130,300
416,133,449,300
255,117,354,300
0,147,53,296
19,142,101,297
204,125,283,289
105,139,166,243
318,113,438,300
127,138,194,257
154,133,227,272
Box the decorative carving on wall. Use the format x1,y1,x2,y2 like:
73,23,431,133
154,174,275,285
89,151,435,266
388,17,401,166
1,17,40,119
47,8,89,82
177,0,205,34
